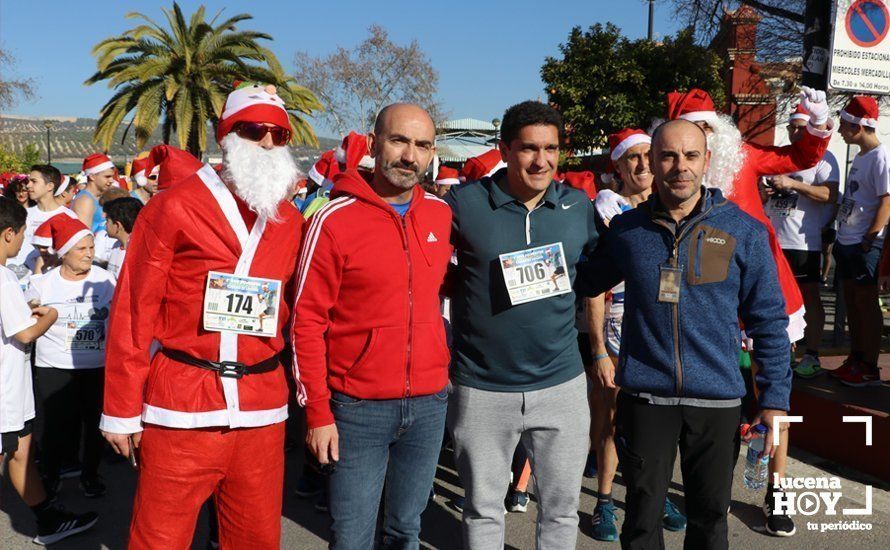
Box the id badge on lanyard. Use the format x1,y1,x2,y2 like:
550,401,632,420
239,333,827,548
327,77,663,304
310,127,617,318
658,264,682,304
203,271,281,337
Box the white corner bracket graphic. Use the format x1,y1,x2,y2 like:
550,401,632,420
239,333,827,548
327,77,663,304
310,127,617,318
842,415,873,446
773,416,804,446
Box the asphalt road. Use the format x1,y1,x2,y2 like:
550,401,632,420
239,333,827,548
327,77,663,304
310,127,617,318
1,435,886,549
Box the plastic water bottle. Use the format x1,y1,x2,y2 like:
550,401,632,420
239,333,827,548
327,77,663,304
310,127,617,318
743,424,770,490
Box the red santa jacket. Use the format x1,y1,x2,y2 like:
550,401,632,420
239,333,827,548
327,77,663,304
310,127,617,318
292,170,453,429
100,165,304,433
728,123,832,342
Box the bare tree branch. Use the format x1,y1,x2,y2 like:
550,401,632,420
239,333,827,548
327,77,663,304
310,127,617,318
293,25,445,137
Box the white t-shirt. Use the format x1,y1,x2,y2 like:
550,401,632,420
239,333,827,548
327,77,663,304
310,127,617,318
594,190,631,320
766,151,840,252
0,264,37,433
93,230,118,265
837,144,890,246
106,243,126,279
9,205,78,268
25,266,116,370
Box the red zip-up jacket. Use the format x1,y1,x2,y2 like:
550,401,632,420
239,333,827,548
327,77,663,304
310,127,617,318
292,169,453,428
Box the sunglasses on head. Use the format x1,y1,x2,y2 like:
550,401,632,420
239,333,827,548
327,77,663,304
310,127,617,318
232,121,291,146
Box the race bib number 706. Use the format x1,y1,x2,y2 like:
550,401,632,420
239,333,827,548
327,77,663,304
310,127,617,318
499,242,572,306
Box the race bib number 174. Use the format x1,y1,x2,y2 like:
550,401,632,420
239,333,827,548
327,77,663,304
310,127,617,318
203,271,281,337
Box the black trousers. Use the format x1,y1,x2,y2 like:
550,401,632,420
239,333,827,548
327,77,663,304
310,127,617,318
615,392,741,550
35,367,104,482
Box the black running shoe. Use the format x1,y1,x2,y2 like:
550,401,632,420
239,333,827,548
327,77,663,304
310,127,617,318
81,476,106,498
33,508,98,546
763,495,796,537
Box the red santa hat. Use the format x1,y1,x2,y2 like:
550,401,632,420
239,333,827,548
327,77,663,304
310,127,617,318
666,89,718,123
459,149,507,182
788,104,810,123
840,96,879,129
146,144,205,191
562,171,597,199
36,214,92,257
216,81,291,143
434,166,460,186
82,153,115,177
308,150,340,187
31,217,54,248
608,128,651,162
131,155,160,186
335,132,374,171
53,175,72,197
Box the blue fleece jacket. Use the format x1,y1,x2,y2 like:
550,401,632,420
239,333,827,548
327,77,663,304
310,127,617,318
579,188,792,410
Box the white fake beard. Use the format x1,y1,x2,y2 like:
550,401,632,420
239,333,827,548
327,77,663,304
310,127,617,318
220,133,301,222
704,114,746,198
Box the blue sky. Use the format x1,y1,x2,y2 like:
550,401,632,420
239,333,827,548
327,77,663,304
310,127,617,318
0,0,681,138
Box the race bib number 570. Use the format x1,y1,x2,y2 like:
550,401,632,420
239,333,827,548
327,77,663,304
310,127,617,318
499,242,572,306
203,271,281,337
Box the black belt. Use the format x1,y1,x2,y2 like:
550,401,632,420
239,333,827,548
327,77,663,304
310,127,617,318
162,348,278,379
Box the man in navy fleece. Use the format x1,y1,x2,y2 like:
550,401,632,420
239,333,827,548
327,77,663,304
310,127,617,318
579,119,792,550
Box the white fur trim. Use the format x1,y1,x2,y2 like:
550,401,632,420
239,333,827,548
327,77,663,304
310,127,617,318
32,235,52,247
142,404,288,429
99,414,143,434
484,161,507,178
54,176,71,197
610,133,651,161
358,155,374,170
334,145,346,164
788,113,810,123
57,228,91,257
134,170,148,186
308,164,324,185
435,177,460,186
679,111,718,123
840,110,878,129
84,161,114,176
806,118,834,138
221,86,287,121
787,305,806,343
197,164,274,429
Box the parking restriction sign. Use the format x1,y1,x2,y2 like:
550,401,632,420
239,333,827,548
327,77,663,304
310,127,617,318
829,0,890,94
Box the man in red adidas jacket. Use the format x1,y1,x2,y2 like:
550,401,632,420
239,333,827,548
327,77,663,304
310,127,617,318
99,83,304,549
293,103,452,549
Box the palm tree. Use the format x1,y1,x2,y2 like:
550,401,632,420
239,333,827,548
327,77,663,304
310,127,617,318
85,2,322,157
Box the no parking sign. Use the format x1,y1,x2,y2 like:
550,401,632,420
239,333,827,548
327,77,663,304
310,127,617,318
829,0,890,94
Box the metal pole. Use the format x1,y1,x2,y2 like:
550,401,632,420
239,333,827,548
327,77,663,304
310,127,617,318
802,0,832,89
648,0,655,41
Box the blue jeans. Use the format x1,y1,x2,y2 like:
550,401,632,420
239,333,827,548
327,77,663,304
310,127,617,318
328,387,448,550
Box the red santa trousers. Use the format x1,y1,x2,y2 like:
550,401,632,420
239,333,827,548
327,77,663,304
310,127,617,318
128,422,284,549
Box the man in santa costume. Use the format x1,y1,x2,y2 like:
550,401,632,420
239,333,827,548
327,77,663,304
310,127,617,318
666,87,833,342
100,82,304,549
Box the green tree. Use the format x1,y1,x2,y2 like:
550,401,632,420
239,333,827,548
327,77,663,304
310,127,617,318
541,24,725,151
0,143,40,173
85,2,322,157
